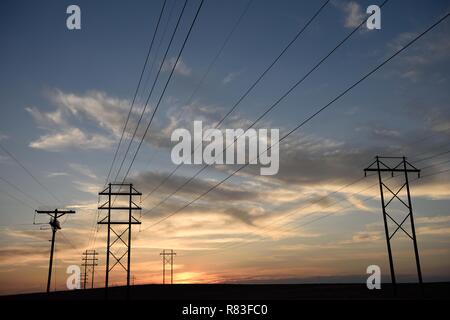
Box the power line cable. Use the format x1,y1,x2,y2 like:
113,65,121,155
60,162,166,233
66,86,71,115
0,176,46,207
112,0,190,185
139,0,253,184
116,0,205,188
141,0,389,214
0,142,63,205
0,187,35,210
141,10,450,231
105,0,168,184
143,0,332,202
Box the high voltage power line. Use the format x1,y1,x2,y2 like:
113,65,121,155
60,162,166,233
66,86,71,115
88,0,205,254
0,142,63,205
142,0,332,203
140,10,450,232
105,0,168,185
0,1,447,294
0,176,46,207
112,0,190,185
139,0,254,179
88,0,178,252
139,0,389,215
114,0,205,189
88,0,251,254
0,187,35,210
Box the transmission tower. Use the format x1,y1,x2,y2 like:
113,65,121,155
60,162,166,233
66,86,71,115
81,249,98,289
35,209,76,293
364,156,422,293
160,249,176,284
98,183,141,298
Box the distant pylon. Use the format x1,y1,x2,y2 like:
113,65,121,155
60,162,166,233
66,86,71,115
364,156,423,294
81,249,98,289
80,272,89,290
160,249,176,284
35,209,76,293
98,183,141,298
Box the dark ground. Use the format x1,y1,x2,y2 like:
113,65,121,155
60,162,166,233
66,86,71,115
1,283,449,300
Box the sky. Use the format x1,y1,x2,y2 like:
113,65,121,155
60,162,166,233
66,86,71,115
0,0,450,295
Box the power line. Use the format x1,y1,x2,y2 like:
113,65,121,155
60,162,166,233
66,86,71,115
141,10,450,231
105,0,168,185
0,176,46,207
420,157,450,170
183,0,254,108
142,0,332,202
141,0,389,214
87,0,183,252
59,230,77,250
112,0,190,185
0,187,35,210
94,0,169,254
415,148,450,163
139,0,254,188
0,142,63,205
116,0,205,188
135,0,180,111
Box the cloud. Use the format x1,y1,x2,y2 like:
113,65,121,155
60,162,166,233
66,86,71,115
69,163,98,180
27,89,196,152
387,26,450,82
337,1,365,28
49,89,131,136
417,226,450,236
0,132,9,141
162,57,191,76
223,71,241,84
341,230,382,244
27,89,133,151
26,106,67,128
132,170,260,205
417,215,450,224
72,180,101,195
47,171,70,178
29,127,114,151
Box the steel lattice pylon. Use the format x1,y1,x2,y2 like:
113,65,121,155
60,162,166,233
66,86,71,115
364,156,422,294
160,249,176,284
81,249,98,289
98,183,141,298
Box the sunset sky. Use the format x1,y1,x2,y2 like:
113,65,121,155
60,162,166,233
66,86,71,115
1,0,450,295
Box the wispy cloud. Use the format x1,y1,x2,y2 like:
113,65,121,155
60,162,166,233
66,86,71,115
0,132,9,141
27,89,128,151
335,1,365,28
223,71,241,84
47,171,70,178
387,26,450,82
162,57,192,76
69,163,98,180
29,127,114,151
